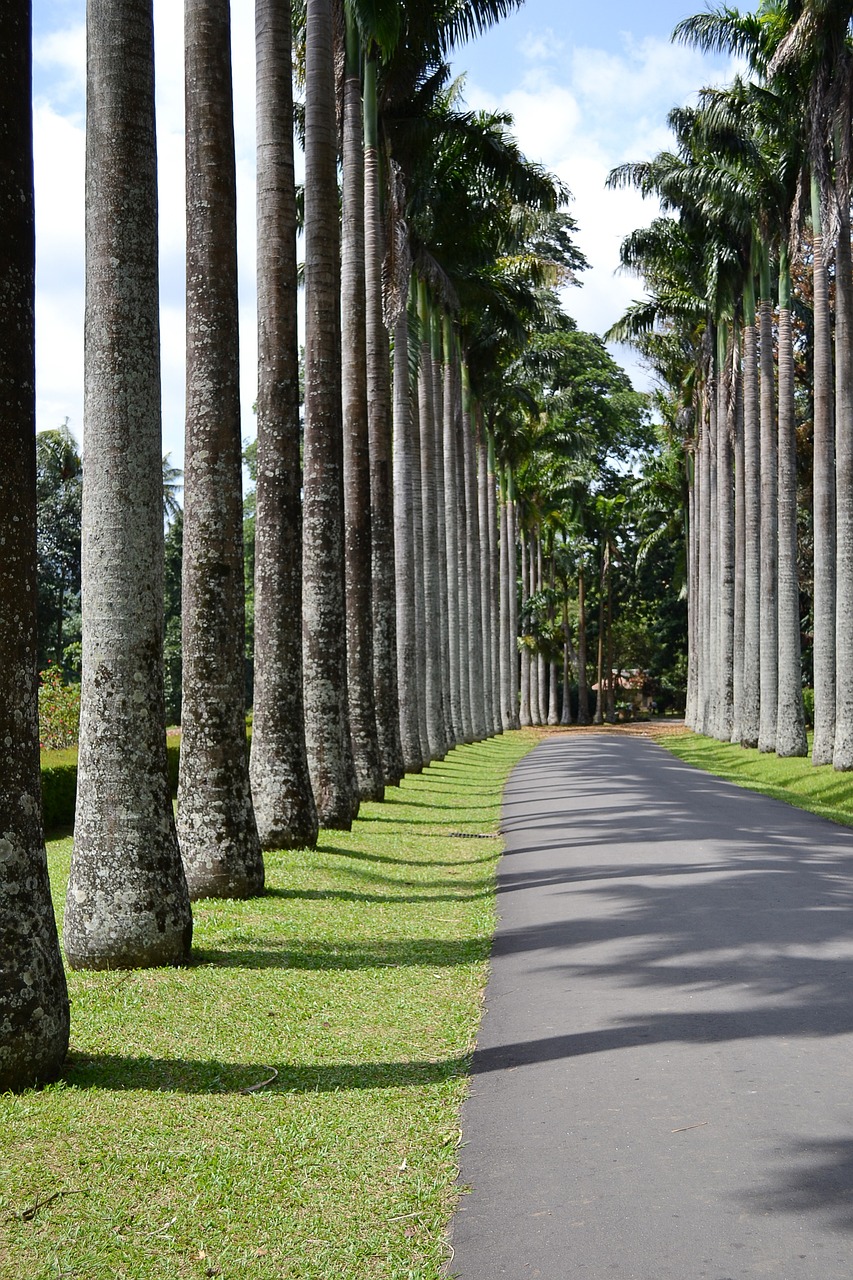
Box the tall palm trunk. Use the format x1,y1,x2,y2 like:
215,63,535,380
418,284,446,758
477,422,495,734
561,591,573,726
462,367,486,739
341,17,383,799
303,0,358,825
732,346,745,743
758,254,778,753
486,433,501,734
178,0,263,899
834,182,853,768
519,524,532,726
409,336,431,760
776,246,807,757
536,533,548,724
251,0,318,848
363,55,403,786
498,469,512,729
740,276,761,747
685,447,698,730
811,180,836,764
507,472,521,729
67,0,192,966
431,315,453,746
716,326,735,741
454,359,473,742
442,318,463,743
694,403,709,733
577,561,590,725
528,534,540,724
707,348,720,737
0,0,70,1087
594,545,606,725
393,309,423,770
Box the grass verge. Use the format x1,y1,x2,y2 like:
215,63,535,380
655,728,853,828
0,731,537,1280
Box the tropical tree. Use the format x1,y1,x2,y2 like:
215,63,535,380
302,0,359,827
35,423,82,670
66,0,192,968
250,0,319,847
0,0,70,1089
177,0,263,899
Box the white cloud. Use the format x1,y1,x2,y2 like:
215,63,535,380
464,33,741,391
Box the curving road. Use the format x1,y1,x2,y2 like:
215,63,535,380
450,733,853,1279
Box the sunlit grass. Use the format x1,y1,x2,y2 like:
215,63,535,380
656,728,853,828
1,732,537,1280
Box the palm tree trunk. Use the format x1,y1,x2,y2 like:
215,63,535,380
251,0,318,848
431,314,453,746
740,276,760,748
561,592,573,726
758,253,778,754
363,55,403,786
696,399,712,735
178,0,263,899
594,545,606,725
498,469,512,730
536,532,548,724
409,340,431,761
685,446,698,730
486,432,501,734
462,367,486,739
732,346,745,744
477,420,495,734
716,326,735,740
776,245,807,757
417,283,446,759
67,0,192,966
834,180,853,768
577,561,590,725
507,474,521,729
811,180,836,764
0,0,70,1086
303,0,359,825
341,15,383,800
442,318,463,743
519,523,532,726
393,309,423,771
707,344,721,737
454,359,473,743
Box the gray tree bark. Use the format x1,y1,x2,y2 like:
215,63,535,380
740,295,761,748
302,0,359,826
776,261,807,757
519,524,532,726
834,191,853,768
251,0,318,848
442,321,463,744
341,21,384,799
178,0,264,898
393,310,424,770
811,187,836,765
67,0,193,967
363,56,403,786
0,0,70,1087
758,281,779,754
418,288,447,759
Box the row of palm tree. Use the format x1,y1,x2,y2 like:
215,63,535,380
610,0,853,767
3,0,589,1090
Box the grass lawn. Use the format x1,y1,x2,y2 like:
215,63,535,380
0,731,537,1280
655,728,853,828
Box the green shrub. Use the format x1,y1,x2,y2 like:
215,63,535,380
802,687,815,728
38,664,81,749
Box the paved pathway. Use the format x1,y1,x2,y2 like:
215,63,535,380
450,734,853,1279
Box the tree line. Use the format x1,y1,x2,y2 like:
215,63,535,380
2,0,682,1093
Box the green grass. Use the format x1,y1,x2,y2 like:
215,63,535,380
0,732,537,1280
658,729,853,827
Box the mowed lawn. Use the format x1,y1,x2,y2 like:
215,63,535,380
657,727,853,827
0,732,537,1280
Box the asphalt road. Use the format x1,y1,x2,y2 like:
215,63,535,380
449,734,853,1279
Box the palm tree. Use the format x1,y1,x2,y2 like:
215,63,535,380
0,0,70,1087
341,10,385,798
66,0,192,967
178,0,263,899
303,0,359,826
251,0,319,848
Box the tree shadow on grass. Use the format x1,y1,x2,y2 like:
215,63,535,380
191,935,491,970
62,1051,471,1094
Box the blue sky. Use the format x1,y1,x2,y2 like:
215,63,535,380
32,1,747,467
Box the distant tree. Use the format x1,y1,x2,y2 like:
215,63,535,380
35,423,82,670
